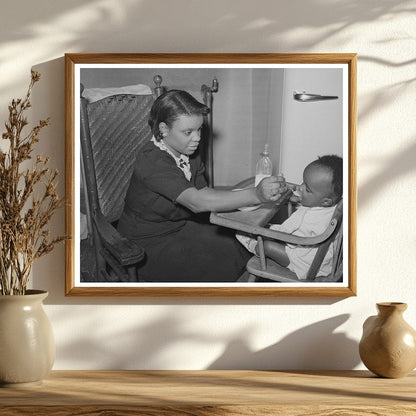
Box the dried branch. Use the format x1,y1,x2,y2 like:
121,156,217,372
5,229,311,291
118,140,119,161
0,71,66,295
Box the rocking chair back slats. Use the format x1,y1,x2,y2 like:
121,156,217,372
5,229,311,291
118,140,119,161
80,87,156,282
85,94,154,223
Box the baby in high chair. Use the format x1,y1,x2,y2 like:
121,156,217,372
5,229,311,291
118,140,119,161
237,155,343,280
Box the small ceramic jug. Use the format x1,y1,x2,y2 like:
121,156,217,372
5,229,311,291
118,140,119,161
359,302,416,378
0,290,55,386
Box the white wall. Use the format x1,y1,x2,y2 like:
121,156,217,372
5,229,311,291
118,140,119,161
280,68,344,184
251,68,285,179
1,0,415,371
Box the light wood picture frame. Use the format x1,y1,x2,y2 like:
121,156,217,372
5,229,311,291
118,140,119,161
65,53,357,297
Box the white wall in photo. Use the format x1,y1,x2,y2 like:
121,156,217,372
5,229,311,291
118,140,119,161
280,68,344,184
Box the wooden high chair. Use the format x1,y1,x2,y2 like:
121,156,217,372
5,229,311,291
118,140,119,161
246,199,343,283
210,193,343,283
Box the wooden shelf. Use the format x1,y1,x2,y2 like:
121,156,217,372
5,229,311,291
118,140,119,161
1,370,415,415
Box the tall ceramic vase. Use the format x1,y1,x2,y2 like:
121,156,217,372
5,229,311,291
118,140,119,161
0,290,55,387
359,302,416,378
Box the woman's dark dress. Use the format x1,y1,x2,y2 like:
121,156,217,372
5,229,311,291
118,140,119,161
117,141,249,282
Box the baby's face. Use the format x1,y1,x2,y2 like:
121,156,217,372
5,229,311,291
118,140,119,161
298,165,333,207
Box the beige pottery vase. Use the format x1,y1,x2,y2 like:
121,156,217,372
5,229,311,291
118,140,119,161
359,302,416,378
0,290,55,387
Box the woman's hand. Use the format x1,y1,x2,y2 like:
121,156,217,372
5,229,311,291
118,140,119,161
177,176,285,213
255,176,283,202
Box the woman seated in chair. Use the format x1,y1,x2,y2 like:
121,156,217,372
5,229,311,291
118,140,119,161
237,155,343,280
117,89,282,282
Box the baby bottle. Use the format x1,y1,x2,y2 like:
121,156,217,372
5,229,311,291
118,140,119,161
255,143,273,186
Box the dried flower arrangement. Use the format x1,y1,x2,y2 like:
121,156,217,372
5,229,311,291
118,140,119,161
0,71,65,295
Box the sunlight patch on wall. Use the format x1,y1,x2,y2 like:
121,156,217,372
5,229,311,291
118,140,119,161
241,18,275,31
0,0,141,96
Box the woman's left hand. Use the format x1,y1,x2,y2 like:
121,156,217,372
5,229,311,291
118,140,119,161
255,177,283,202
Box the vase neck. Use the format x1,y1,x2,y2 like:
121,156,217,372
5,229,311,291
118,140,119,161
377,302,407,316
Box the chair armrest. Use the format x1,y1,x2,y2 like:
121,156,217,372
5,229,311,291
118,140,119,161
212,211,338,246
251,219,339,245
93,211,145,266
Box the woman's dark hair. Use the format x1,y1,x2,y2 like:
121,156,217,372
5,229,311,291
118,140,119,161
148,90,210,140
310,154,343,201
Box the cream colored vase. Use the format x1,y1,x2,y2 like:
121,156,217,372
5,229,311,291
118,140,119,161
359,302,416,378
0,290,55,387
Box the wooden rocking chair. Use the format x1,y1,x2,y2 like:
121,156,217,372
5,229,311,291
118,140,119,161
80,76,218,282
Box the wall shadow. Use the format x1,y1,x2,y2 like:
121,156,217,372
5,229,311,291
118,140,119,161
54,310,214,369
1,0,413,56
207,314,360,370
53,310,359,370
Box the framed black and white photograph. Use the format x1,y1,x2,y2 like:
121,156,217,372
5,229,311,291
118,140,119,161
65,53,356,296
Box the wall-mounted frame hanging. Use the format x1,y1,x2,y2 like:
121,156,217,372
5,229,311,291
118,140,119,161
65,53,356,297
